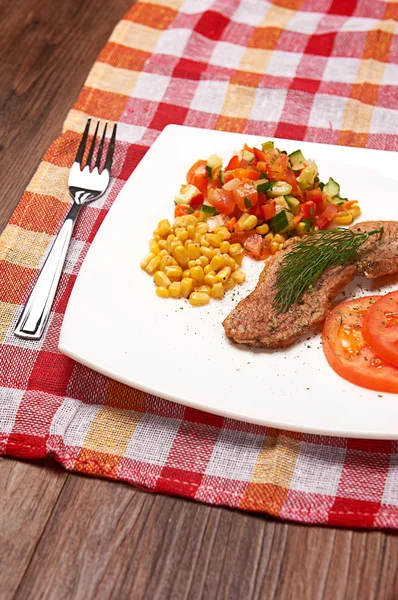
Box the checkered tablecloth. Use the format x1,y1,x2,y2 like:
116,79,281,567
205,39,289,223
1,0,398,529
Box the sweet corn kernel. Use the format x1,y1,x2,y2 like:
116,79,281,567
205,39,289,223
160,255,176,270
263,232,274,245
229,243,243,257
154,271,171,287
189,291,210,306
181,277,194,298
222,254,232,268
177,229,189,242
220,240,230,254
146,255,161,275
332,211,353,225
205,233,222,247
200,237,210,248
165,265,183,281
210,254,224,272
216,266,232,283
204,264,214,275
270,240,280,254
158,239,167,250
141,252,155,270
169,282,182,298
187,243,201,260
296,222,307,236
256,224,269,235
210,283,224,299
199,256,209,267
171,239,182,254
194,285,211,294
156,286,170,298
149,239,160,254
153,233,161,241
187,224,196,239
190,265,204,284
213,248,221,255
200,246,214,260
193,233,202,245
184,215,198,227
173,217,185,229
214,226,231,240
188,260,197,269
273,233,286,244
204,273,218,286
237,213,258,231
196,223,208,235
223,278,236,291
174,245,189,267
158,249,168,258
232,270,246,284
158,219,171,237
182,269,190,278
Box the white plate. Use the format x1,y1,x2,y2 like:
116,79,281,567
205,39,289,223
59,125,398,439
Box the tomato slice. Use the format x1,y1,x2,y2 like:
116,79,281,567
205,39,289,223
362,291,398,368
225,154,240,171
207,187,235,215
186,160,208,193
262,201,276,221
305,188,323,204
322,296,398,393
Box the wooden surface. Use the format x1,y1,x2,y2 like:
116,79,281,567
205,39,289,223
0,1,397,599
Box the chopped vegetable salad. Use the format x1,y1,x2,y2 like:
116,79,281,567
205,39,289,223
174,141,361,259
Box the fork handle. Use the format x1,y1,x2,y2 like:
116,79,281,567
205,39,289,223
14,202,81,340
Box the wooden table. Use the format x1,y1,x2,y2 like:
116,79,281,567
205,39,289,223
1,2,397,598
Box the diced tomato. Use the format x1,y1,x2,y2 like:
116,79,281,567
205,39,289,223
244,143,253,152
232,180,259,211
243,232,263,257
280,167,299,197
225,154,240,171
207,187,235,215
223,168,261,183
186,160,208,193
305,188,323,204
174,205,192,217
253,147,269,162
189,193,204,210
301,201,316,218
322,204,338,222
249,202,264,219
362,291,398,368
265,154,288,182
322,296,398,393
314,215,329,230
262,201,276,221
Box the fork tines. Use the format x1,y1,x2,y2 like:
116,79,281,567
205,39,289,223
75,118,117,173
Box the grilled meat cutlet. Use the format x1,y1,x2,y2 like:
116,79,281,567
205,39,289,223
223,221,398,349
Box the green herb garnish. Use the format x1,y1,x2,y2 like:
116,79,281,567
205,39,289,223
274,227,383,314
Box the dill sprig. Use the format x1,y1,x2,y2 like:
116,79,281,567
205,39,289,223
274,227,383,314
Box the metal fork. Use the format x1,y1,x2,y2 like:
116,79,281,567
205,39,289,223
14,118,117,340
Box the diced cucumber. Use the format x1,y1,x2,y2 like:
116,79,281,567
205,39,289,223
242,149,255,162
261,141,274,151
206,154,222,178
328,195,346,205
201,204,217,215
267,181,293,198
297,164,317,190
219,170,225,185
244,196,252,208
275,196,289,209
270,209,294,234
288,149,305,166
255,179,272,194
285,194,300,215
174,184,201,204
323,177,340,198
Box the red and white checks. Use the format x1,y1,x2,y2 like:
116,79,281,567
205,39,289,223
1,0,398,528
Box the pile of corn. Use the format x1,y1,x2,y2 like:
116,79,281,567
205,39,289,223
141,215,246,306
